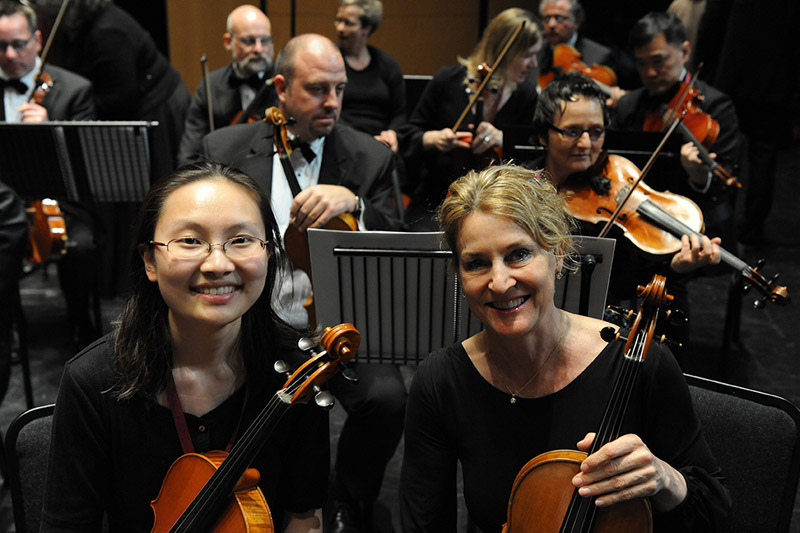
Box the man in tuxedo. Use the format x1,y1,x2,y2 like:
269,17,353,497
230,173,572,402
204,33,404,532
178,4,278,165
1,0,100,352
538,0,615,76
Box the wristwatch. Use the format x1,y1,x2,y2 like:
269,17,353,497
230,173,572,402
352,194,363,216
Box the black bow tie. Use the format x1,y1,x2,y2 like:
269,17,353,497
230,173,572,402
0,78,27,93
230,73,263,91
288,137,315,163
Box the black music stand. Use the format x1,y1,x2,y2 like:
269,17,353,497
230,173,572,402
0,121,155,202
308,230,615,364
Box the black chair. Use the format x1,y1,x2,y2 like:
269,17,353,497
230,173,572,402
5,403,55,533
686,374,800,532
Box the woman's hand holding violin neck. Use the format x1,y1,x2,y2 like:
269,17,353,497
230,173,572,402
375,129,399,152
472,121,502,154
423,128,472,152
680,142,715,187
572,432,688,512
17,102,49,123
670,234,722,274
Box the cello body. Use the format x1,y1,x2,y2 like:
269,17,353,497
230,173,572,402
503,450,652,532
151,451,274,532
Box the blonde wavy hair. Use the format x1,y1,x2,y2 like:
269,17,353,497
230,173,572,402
438,163,578,273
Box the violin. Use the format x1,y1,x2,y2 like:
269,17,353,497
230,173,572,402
264,107,358,329
559,153,789,307
502,275,674,533
151,324,361,532
26,198,67,263
642,78,740,189
538,43,617,96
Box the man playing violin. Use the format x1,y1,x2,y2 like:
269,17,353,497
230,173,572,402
0,0,102,351
538,0,615,77
178,4,278,165
204,33,404,532
530,72,723,353
613,11,741,245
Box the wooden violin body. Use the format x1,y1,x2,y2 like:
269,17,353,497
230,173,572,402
538,44,617,94
643,80,718,150
503,450,652,532
26,198,68,263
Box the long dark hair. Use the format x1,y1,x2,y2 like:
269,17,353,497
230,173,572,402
113,161,301,399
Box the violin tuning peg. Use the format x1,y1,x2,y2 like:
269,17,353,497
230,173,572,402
341,366,359,383
606,305,634,320
657,334,683,350
753,298,766,310
600,326,622,343
465,87,475,95
274,359,291,376
298,337,318,352
663,308,688,327
314,389,335,409
755,258,766,270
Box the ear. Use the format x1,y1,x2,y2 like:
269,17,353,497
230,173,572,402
538,134,548,147
139,244,158,282
680,40,691,65
273,74,288,103
223,32,233,53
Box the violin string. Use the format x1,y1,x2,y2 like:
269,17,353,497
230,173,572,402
175,355,322,531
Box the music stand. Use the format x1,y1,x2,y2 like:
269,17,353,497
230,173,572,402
0,121,155,202
308,230,615,364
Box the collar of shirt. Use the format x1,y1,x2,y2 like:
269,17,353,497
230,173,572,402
566,32,578,48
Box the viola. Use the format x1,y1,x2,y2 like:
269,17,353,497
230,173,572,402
538,43,617,96
559,153,789,307
502,275,673,533
264,107,358,329
151,324,361,532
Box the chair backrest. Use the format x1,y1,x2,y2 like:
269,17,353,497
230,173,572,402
403,74,433,118
5,404,55,533
685,374,800,532
308,230,615,364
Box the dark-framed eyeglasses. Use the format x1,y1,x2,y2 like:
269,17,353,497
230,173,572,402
543,14,571,24
0,35,34,54
149,236,269,260
236,35,273,47
549,124,606,141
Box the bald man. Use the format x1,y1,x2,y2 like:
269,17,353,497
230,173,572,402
204,34,404,531
178,4,278,164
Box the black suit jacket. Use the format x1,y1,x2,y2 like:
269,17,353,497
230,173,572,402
3,64,95,121
203,120,402,231
178,64,278,165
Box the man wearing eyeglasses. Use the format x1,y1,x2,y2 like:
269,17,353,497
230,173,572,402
613,11,741,246
178,4,278,165
537,0,615,84
0,0,93,122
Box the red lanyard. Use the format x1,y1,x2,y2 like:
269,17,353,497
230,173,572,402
166,375,249,454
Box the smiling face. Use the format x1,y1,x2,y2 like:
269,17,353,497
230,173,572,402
457,211,560,339
142,179,269,337
542,95,605,186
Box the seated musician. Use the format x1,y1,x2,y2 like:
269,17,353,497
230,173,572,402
204,33,404,532
399,163,731,532
335,0,406,153
612,11,741,245
0,0,100,348
41,161,328,532
538,0,615,79
530,72,722,352
178,5,278,165
399,7,541,230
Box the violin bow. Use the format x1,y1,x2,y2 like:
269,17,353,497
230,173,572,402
451,20,526,132
26,0,70,103
598,110,686,238
200,54,214,132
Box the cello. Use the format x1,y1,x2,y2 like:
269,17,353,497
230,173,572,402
151,323,360,532
502,275,673,532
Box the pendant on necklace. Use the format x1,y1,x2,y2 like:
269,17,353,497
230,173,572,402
510,395,517,404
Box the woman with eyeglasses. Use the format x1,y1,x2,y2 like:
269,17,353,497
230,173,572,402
399,163,731,532
529,72,723,353
399,7,542,230
41,161,328,533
